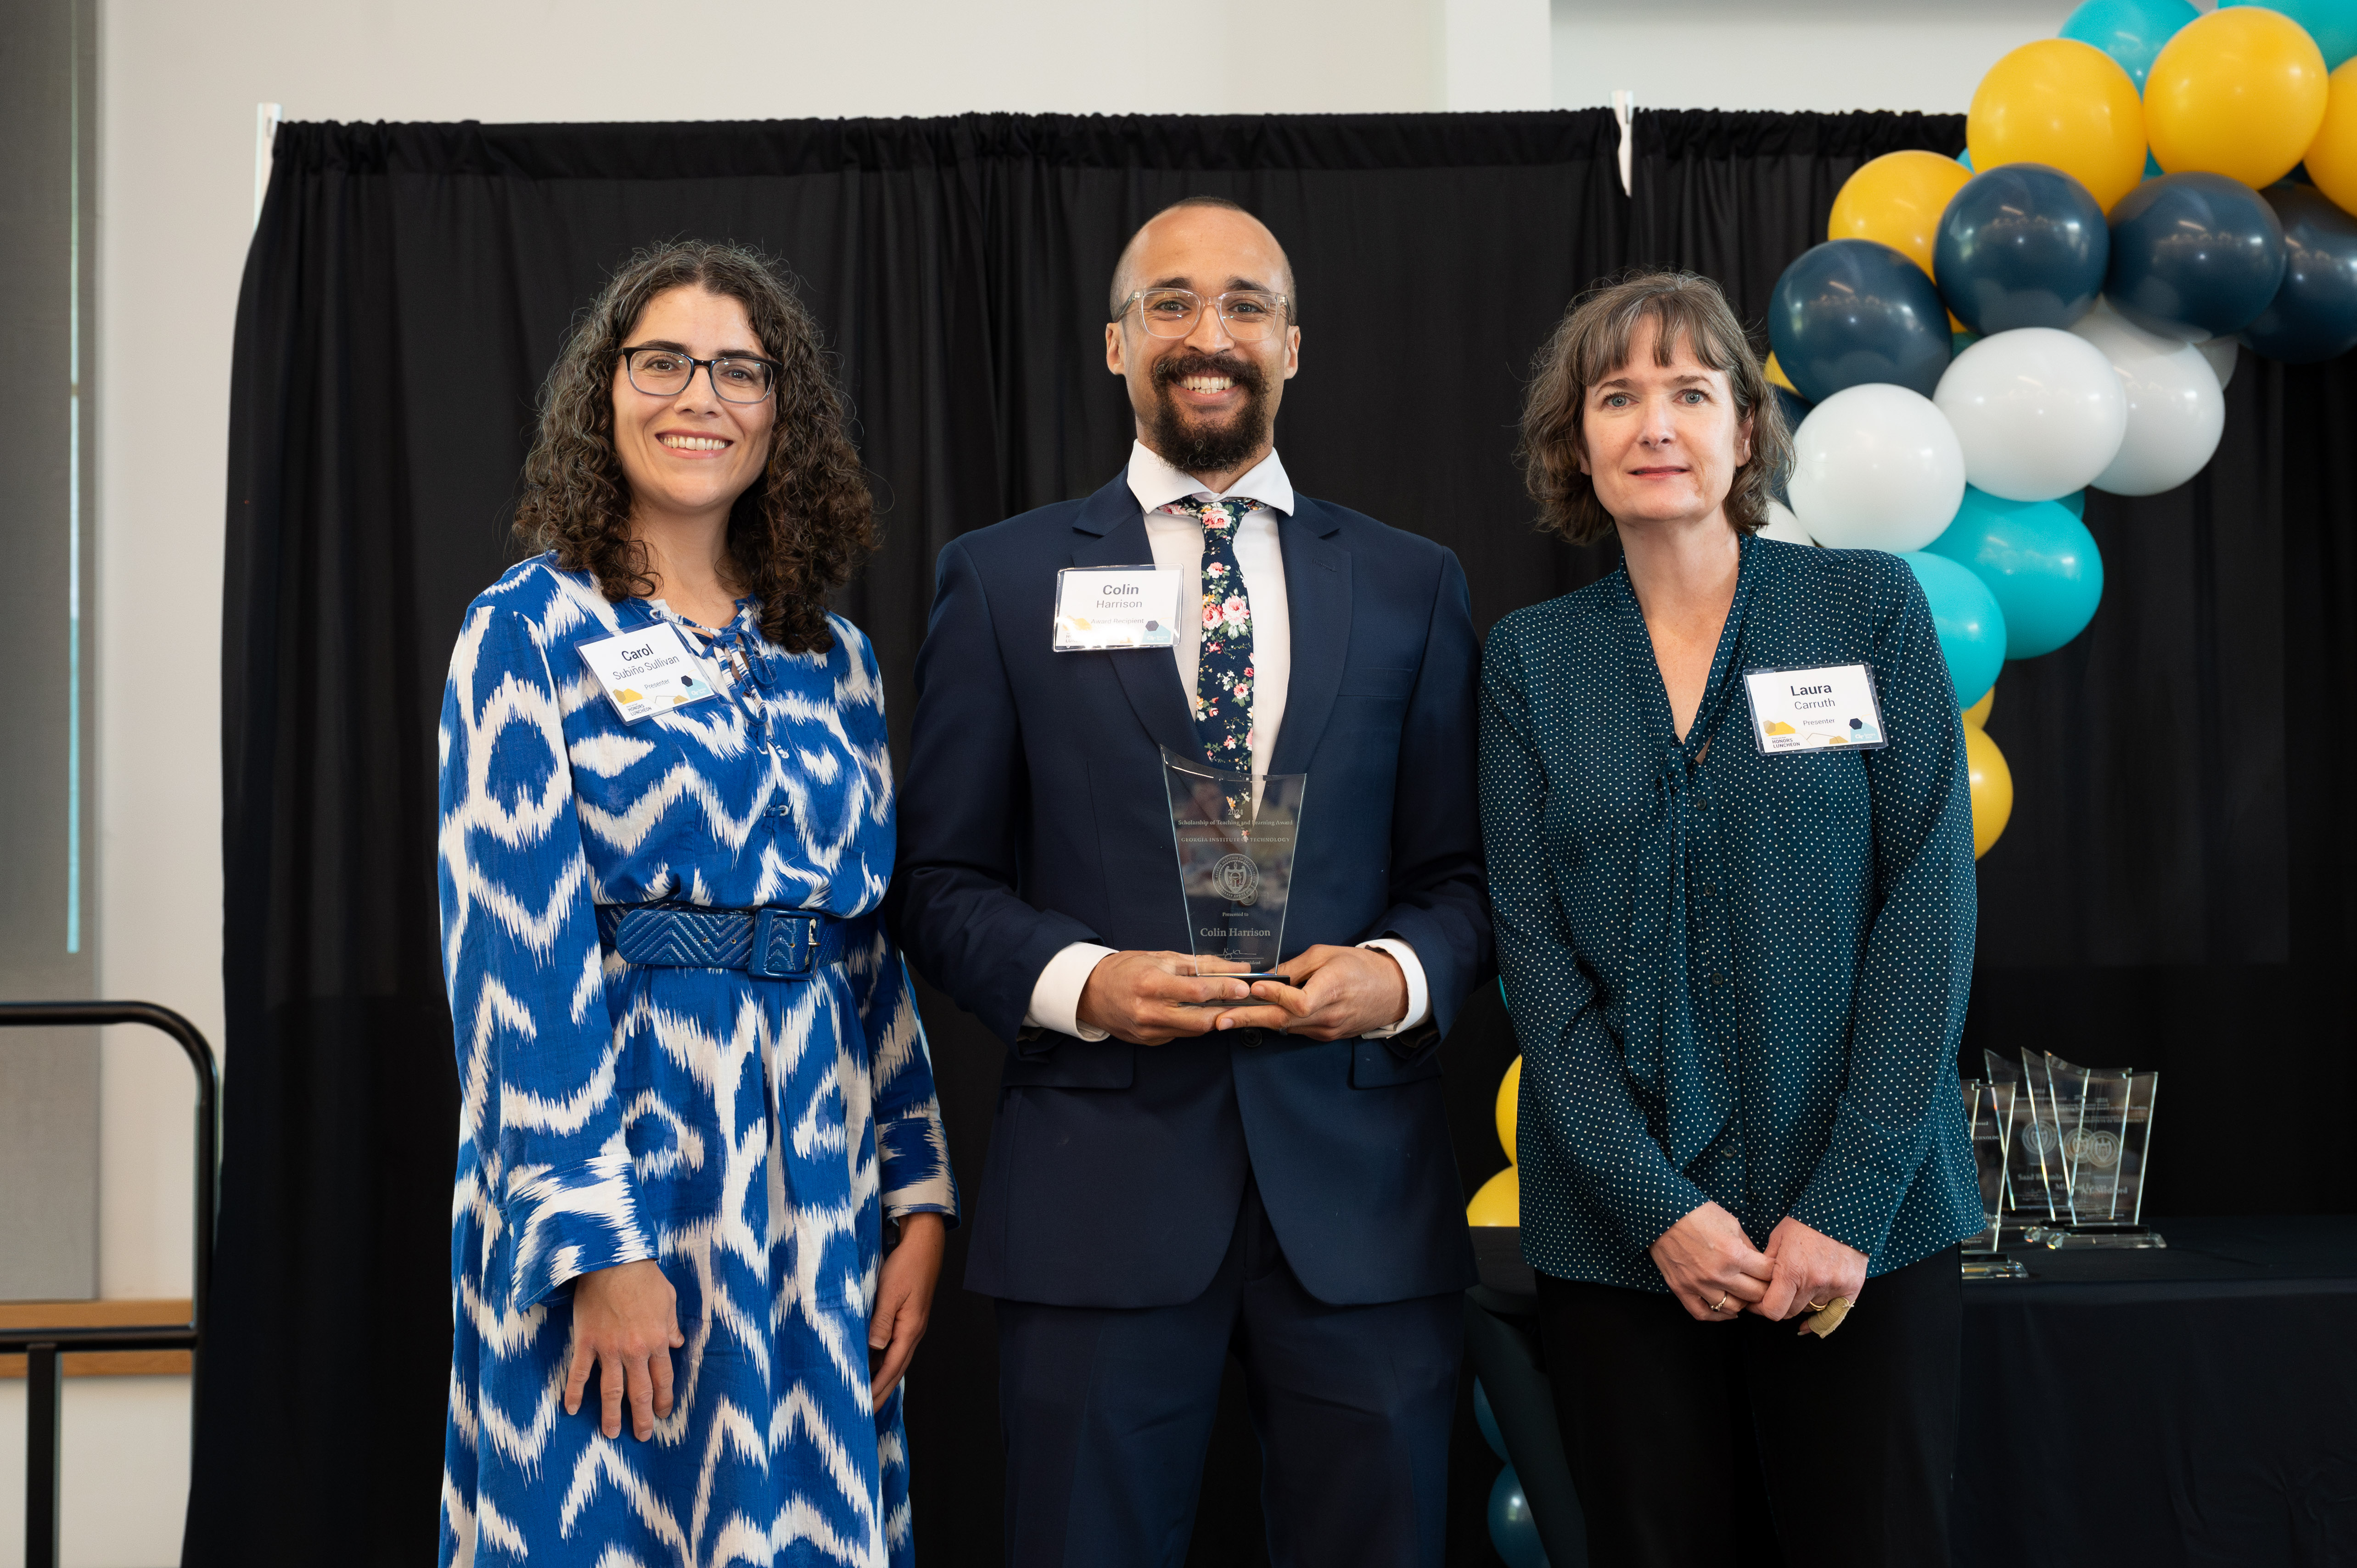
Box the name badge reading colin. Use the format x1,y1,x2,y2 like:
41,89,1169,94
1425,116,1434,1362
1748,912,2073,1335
575,622,719,723
1742,663,1889,754
1053,566,1185,651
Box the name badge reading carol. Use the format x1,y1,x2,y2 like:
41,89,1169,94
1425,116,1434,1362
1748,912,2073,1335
1742,663,1889,754
575,622,719,723
1053,566,1184,651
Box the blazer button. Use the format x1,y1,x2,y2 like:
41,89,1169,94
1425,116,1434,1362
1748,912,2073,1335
1237,1028,1263,1049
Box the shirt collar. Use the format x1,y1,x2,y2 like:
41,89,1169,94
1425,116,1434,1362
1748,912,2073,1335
1125,439,1294,518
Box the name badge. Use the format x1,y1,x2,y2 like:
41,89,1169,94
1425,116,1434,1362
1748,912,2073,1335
1053,566,1184,651
1742,663,1888,754
574,622,719,723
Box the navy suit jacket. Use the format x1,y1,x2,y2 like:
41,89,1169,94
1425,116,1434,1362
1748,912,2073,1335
892,473,1489,1308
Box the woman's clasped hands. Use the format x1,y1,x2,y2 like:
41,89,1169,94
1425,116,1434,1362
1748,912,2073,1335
1650,1203,1867,1328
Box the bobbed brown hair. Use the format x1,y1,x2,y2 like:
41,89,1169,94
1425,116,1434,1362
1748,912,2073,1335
1518,270,1790,548
513,241,876,654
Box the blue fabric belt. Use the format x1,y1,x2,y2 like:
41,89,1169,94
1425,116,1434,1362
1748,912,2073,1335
596,903,848,980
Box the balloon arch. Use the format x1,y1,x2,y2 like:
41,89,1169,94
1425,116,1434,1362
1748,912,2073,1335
1758,0,2357,862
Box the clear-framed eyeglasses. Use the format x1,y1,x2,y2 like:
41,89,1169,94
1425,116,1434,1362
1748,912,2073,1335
1114,288,1291,341
620,345,780,403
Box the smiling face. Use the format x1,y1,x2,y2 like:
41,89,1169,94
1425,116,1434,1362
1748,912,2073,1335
1105,204,1300,482
1579,314,1753,535
610,285,778,532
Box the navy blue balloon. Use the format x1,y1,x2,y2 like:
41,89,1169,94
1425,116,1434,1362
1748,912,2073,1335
1474,1379,1509,1462
2244,184,2357,365
1768,239,1953,403
2107,172,2288,339
1934,163,2110,333
1487,1467,1549,1568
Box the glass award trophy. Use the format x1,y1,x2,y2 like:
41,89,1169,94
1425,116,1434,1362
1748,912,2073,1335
1985,1047,2164,1250
1959,1077,2028,1280
1162,747,1304,982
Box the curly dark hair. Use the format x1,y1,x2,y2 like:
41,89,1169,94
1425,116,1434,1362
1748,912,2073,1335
513,241,876,654
1519,270,1791,548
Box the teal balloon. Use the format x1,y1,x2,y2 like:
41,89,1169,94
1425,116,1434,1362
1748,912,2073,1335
1925,488,2105,659
1899,551,2008,706
1958,148,1974,171
2059,489,2086,518
2060,0,2200,90
2222,0,2357,70
1487,1467,1549,1568
1474,1379,1509,1462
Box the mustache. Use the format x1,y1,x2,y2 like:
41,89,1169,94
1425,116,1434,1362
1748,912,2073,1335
1150,352,1268,392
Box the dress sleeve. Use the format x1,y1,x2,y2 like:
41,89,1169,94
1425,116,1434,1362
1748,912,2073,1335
1481,621,1710,1258
439,601,656,1312
1787,564,1977,1259
853,919,959,1227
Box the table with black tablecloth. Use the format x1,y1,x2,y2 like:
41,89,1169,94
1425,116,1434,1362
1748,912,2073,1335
1464,1217,2357,1567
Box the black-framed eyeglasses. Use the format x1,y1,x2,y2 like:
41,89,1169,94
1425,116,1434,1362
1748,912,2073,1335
620,345,780,403
1113,288,1290,340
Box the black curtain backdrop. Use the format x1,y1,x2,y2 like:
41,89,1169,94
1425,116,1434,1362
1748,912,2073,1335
194,109,2357,1567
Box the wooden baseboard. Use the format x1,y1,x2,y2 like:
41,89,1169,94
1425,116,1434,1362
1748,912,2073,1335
0,1299,194,1378
0,1350,191,1378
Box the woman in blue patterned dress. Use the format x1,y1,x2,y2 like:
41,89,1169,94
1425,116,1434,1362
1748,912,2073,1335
437,241,955,1568
1481,273,1981,1566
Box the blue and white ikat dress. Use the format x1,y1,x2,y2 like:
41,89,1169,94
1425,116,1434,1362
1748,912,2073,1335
437,555,956,1568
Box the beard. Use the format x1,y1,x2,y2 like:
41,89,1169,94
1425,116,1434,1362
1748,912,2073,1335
1143,351,1274,475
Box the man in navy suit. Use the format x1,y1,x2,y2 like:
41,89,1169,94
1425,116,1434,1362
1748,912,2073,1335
893,196,1489,1567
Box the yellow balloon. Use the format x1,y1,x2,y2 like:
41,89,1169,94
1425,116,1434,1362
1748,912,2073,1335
1963,687,1994,729
2305,58,2357,219
1495,1055,1521,1165
1764,351,1797,395
1968,39,2148,213
1466,1166,1520,1227
1965,725,2014,860
2148,7,2329,187
1828,150,1973,278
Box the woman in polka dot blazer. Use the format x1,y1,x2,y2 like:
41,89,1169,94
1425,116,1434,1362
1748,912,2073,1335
1480,272,1982,1568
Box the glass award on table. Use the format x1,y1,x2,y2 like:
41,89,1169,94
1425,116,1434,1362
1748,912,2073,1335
1163,747,1305,983
1959,1077,2028,1280
1987,1047,2165,1250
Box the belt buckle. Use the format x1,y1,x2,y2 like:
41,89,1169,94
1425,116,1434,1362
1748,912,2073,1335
748,908,814,980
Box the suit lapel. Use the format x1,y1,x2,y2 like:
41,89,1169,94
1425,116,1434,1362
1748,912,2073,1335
1071,476,1204,764
1267,499,1350,778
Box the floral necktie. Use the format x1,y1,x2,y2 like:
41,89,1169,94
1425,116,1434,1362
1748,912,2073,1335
1163,497,1257,777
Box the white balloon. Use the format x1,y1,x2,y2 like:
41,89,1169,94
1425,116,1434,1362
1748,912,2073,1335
1787,384,1968,553
2197,333,2239,391
1932,328,2128,502
1756,501,1816,546
2070,300,2228,497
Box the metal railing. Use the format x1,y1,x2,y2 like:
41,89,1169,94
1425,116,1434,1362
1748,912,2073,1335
0,1002,218,1568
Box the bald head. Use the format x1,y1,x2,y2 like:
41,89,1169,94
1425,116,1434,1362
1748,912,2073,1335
1108,198,1296,322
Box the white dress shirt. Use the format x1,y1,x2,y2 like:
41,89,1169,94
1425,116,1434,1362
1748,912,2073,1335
1022,441,1432,1042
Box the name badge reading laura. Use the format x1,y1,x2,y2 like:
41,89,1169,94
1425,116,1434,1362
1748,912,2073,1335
574,622,719,723
1053,566,1185,651
1742,663,1889,754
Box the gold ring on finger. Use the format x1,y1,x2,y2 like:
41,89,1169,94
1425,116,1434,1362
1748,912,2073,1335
1709,1291,1730,1312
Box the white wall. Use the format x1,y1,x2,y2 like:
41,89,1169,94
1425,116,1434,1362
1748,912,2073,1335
1554,0,2074,115
80,0,2065,1562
